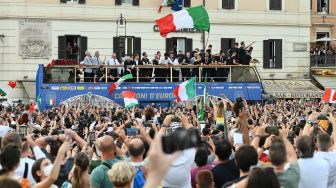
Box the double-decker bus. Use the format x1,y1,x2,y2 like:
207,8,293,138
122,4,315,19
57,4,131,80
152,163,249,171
36,62,262,110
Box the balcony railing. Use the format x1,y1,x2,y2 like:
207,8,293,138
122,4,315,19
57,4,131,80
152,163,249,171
43,65,261,84
310,54,336,67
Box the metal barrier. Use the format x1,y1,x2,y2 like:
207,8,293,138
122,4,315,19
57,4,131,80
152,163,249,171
310,55,336,67
43,65,261,83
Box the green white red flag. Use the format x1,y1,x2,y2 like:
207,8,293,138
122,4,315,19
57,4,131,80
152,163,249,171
173,77,196,102
109,74,133,95
0,81,16,96
122,91,138,109
155,5,210,37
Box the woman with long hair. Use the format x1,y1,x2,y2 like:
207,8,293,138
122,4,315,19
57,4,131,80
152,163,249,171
64,152,90,188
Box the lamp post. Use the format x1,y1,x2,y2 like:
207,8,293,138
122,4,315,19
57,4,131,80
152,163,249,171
116,13,127,37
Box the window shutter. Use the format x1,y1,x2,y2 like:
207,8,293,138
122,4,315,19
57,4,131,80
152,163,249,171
222,0,229,9
60,0,66,3
58,36,66,59
277,0,282,10
80,36,87,61
133,0,139,6
263,40,271,69
184,0,191,7
78,0,86,4
166,38,174,53
185,38,193,53
133,37,141,58
115,0,122,5
274,39,282,69
229,0,235,9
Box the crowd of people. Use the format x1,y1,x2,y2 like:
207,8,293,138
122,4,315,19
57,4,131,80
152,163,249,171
79,42,255,83
310,45,336,56
0,96,335,188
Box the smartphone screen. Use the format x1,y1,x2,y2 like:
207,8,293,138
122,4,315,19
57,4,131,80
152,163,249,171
89,132,96,141
125,128,139,136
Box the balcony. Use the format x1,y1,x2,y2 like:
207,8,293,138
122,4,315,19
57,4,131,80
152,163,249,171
310,54,336,67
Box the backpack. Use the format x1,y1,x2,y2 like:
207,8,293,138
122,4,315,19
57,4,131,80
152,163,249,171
133,168,146,188
20,163,31,188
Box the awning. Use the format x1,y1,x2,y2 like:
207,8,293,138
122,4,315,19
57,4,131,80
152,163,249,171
21,81,36,100
263,80,323,98
313,76,336,89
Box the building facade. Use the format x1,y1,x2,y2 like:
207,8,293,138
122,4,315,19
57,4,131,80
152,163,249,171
311,0,336,43
0,0,311,101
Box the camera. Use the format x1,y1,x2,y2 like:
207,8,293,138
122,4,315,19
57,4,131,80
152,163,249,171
162,128,202,154
265,126,281,136
88,132,96,143
144,120,153,127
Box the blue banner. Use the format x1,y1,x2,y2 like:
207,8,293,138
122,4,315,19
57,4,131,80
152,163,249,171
37,82,262,110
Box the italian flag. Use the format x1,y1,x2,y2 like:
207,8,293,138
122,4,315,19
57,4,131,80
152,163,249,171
322,88,336,103
0,81,16,96
155,5,210,37
158,0,175,13
49,98,55,106
122,91,138,109
173,77,196,102
109,74,133,95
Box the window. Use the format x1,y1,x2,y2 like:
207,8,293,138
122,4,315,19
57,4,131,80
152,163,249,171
269,0,282,10
317,0,329,13
115,0,139,6
316,32,330,46
58,35,87,61
221,38,236,54
263,39,282,69
222,0,235,9
166,38,192,54
113,36,141,61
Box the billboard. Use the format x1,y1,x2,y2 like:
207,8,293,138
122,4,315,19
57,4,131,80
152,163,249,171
37,82,262,110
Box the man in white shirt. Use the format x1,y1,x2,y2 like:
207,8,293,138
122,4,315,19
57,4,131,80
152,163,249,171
2,132,46,186
83,51,93,82
297,135,329,188
107,53,119,81
315,115,336,188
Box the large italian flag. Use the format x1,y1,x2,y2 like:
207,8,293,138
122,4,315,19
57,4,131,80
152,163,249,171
109,74,133,94
173,77,196,102
122,91,138,109
155,5,210,37
0,81,16,96
322,88,336,103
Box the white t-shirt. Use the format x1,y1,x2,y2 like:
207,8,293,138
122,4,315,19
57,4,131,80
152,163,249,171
315,151,336,188
162,148,196,188
298,156,329,188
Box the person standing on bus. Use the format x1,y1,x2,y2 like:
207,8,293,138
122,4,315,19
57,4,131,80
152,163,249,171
107,53,119,82
92,51,101,83
83,51,93,82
